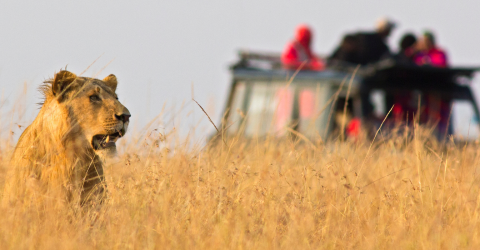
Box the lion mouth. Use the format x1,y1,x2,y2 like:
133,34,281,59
92,131,123,150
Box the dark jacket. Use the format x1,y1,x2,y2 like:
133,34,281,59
356,32,391,65
329,32,391,66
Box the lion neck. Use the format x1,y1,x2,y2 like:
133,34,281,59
28,99,96,166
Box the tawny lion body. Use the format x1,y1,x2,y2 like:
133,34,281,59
4,70,130,206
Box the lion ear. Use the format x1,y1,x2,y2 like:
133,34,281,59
103,74,117,92
52,70,77,96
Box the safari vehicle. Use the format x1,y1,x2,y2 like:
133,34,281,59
220,50,480,140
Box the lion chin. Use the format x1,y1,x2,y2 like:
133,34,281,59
91,131,124,158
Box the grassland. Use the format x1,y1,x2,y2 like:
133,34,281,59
1,109,480,249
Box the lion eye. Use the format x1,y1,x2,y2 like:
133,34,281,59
90,95,101,102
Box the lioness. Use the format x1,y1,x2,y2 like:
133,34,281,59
5,70,130,206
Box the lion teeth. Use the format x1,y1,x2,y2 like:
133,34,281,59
105,136,110,143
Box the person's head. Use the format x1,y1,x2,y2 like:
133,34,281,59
422,31,436,50
399,33,417,51
295,24,312,48
375,17,396,39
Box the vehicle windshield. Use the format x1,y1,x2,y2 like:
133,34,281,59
226,80,335,138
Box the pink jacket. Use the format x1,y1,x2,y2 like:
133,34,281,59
414,47,448,68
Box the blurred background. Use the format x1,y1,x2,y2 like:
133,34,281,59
1,0,480,141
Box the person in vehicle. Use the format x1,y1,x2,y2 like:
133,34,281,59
386,33,420,120
356,18,397,125
413,31,451,136
414,31,448,68
281,24,325,71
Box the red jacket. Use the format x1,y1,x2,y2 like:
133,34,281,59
281,25,325,71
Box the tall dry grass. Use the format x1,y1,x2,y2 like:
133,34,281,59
1,97,480,249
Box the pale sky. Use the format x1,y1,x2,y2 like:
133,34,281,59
1,0,480,139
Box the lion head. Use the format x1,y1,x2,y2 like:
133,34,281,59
47,70,131,156
6,70,131,206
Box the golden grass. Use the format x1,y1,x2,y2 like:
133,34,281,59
2,109,480,249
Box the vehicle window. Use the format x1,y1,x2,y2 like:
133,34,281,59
452,101,480,139
244,82,294,137
370,90,386,117
274,87,294,136
297,83,332,138
226,82,247,135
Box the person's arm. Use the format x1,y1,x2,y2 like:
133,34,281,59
281,44,304,70
308,57,325,71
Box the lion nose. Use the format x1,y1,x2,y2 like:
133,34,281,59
115,113,131,123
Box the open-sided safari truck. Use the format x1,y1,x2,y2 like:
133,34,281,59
220,50,480,140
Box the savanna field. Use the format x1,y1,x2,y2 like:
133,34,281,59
1,106,480,249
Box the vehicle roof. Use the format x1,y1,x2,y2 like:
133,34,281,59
231,50,480,85
232,54,479,87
